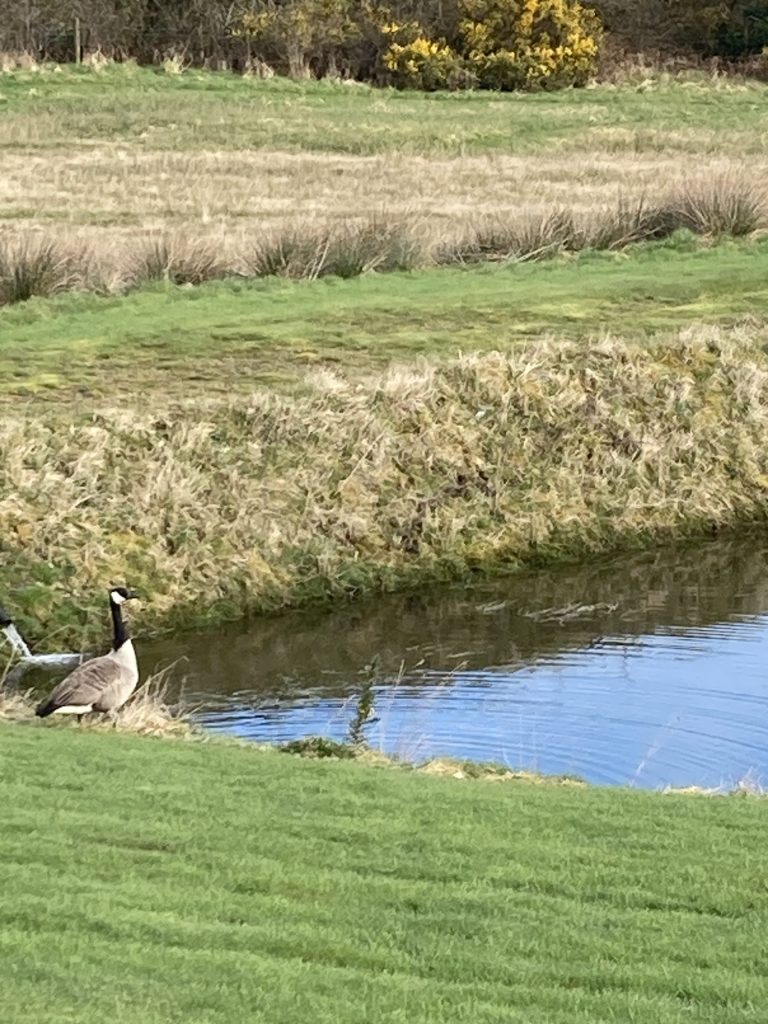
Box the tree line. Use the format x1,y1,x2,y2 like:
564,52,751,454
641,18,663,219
2,1,767,88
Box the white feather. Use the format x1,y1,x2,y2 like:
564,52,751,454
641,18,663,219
50,704,94,716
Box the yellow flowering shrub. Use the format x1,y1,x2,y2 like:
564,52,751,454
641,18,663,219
458,0,601,89
232,0,602,90
383,35,468,90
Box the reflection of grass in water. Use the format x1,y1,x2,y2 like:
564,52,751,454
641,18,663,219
2,721,767,1022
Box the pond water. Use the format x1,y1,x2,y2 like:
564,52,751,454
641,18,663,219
16,535,768,790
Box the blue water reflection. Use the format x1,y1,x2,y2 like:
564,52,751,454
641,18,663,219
142,538,768,789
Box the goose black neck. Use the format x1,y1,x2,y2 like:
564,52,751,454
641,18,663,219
110,599,130,650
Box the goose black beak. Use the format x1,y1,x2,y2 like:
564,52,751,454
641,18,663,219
126,590,140,601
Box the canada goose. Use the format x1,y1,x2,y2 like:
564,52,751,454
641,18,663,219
35,587,140,723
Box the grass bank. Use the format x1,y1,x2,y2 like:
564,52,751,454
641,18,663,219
0,723,766,1023
5,238,768,402
4,327,768,647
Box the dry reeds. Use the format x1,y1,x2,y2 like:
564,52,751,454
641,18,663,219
674,176,766,237
111,670,194,737
439,176,766,265
0,177,762,306
0,237,85,304
0,669,194,736
244,218,424,279
4,326,768,645
0,688,36,723
130,236,228,287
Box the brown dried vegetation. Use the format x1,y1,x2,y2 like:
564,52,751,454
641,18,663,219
3,328,768,645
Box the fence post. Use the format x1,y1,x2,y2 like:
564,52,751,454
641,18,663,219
74,17,81,63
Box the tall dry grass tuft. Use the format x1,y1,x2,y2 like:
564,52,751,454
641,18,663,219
0,688,35,722
244,226,330,279
0,238,84,304
440,209,577,264
323,219,424,276
577,196,676,249
244,219,423,279
111,668,194,737
0,51,44,72
129,236,229,288
673,175,766,237
5,326,768,645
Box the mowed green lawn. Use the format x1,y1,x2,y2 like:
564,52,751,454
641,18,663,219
0,724,766,1023
5,238,768,402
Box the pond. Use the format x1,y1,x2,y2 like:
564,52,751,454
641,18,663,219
137,535,768,790
13,535,768,790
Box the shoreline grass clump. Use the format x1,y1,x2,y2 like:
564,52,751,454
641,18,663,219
4,326,768,646
0,671,194,737
130,236,228,288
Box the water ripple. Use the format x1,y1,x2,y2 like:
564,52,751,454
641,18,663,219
140,537,768,790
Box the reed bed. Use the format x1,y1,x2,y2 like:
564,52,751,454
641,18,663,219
3,326,768,645
0,176,764,302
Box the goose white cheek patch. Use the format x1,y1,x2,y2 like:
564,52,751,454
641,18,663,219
110,590,126,605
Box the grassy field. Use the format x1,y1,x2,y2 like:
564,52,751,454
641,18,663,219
4,63,767,155
4,237,768,402
3,67,768,644
0,723,766,1023
1,65,767,271
3,68,768,1023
